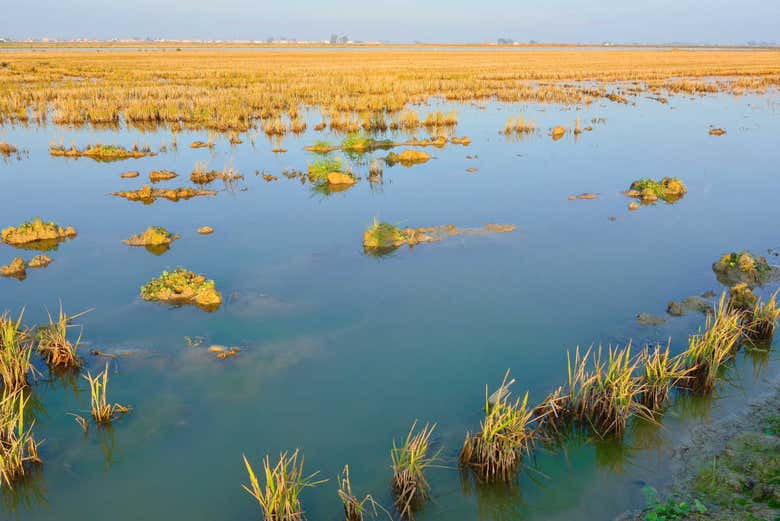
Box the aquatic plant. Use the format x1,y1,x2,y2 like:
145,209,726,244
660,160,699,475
639,345,688,412
362,220,408,252
36,304,87,369
627,177,687,203
307,157,345,182
340,133,394,153
1,217,76,247
682,293,744,394
713,251,772,285
502,116,536,135
83,363,130,424
140,268,222,310
241,449,325,521
582,344,651,438
459,371,535,482
49,142,154,161
391,421,438,518
0,389,42,488
0,311,35,390
336,465,387,521
0,143,18,157
746,291,780,342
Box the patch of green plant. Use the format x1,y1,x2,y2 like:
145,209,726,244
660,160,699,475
629,177,687,201
641,486,707,520
307,157,344,182
340,132,394,152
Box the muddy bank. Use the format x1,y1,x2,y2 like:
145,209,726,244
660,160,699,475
618,376,780,520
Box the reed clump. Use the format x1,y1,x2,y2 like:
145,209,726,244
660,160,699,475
745,291,780,342
391,422,438,519
0,311,35,391
682,293,743,394
626,177,687,203
36,305,86,369
242,449,325,521
502,116,536,135
0,389,42,487
337,465,385,521
639,344,688,412
459,371,535,482
83,364,130,424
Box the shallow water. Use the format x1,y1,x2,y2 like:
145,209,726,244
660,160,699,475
1,92,779,520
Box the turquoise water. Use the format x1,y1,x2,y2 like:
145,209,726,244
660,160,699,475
1,92,779,520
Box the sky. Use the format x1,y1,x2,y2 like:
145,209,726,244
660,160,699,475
3,0,779,44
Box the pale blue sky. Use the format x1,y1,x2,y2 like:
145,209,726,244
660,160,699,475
3,0,779,44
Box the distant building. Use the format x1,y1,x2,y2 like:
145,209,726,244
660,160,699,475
497,38,514,45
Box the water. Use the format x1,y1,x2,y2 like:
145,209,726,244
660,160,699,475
1,92,779,520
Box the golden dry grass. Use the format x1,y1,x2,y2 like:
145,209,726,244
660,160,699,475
1,49,778,131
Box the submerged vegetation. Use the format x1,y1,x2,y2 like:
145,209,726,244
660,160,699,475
140,268,222,311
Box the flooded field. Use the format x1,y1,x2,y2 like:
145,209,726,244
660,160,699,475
1,49,780,520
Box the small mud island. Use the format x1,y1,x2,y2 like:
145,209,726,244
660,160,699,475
385,149,432,167
363,220,516,255
1,217,77,250
1,257,27,280
49,143,156,161
626,177,687,204
140,268,222,311
112,185,217,204
124,227,180,255
713,251,778,287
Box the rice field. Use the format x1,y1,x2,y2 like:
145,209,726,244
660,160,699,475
1,44,780,520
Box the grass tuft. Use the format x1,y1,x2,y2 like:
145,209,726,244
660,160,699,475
242,449,325,521
391,421,438,519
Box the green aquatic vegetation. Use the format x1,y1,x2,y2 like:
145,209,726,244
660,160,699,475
304,140,337,154
340,133,394,153
362,219,409,253
242,449,325,521
1,217,77,248
307,157,345,182
459,371,535,482
391,421,439,519
641,486,707,521
49,142,155,161
627,177,687,203
140,268,222,311
713,251,773,285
